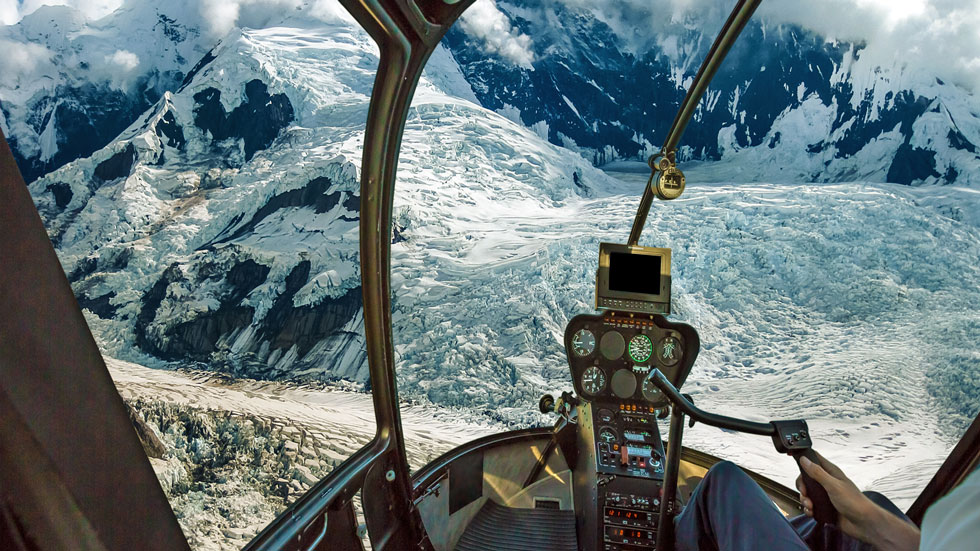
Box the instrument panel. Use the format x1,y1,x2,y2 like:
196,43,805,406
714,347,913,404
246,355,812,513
564,312,699,407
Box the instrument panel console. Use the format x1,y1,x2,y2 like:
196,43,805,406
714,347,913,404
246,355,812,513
566,312,700,550
564,312,699,407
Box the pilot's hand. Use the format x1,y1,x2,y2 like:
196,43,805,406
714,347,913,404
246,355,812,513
797,451,919,551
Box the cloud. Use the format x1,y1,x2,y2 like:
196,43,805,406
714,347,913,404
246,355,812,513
199,0,320,38
4,0,975,91
200,0,243,37
76,48,142,89
0,0,19,25
759,0,980,91
0,38,53,77
458,0,535,69
548,0,980,92
106,49,139,71
308,0,355,24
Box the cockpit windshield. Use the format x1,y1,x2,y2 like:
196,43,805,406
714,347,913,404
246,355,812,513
4,1,979,550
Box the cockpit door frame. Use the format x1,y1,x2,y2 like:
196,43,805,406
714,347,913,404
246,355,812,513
244,1,477,549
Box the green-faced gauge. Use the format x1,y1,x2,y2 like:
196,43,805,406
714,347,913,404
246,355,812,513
572,329,596,357
581,366,606,395
628,334,653,364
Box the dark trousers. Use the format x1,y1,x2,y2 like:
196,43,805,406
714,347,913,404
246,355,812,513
674,461,912,551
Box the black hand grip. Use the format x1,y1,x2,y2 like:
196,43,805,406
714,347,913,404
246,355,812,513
795,448,838,525
539,394,555,414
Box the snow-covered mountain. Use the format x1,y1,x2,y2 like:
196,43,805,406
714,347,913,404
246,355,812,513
445,0,980,185
26,2,980,429
6,1,980,187
28,17,604,392
0,2,211,183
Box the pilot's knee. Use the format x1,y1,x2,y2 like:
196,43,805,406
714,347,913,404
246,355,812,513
700,460,751,494
708,460,740,477
863,491,889,506
705,460,746,483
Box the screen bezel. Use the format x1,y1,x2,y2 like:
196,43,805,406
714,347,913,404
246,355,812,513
596,242,671,308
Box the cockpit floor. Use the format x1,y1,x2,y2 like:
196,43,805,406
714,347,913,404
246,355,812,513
454,499,577,551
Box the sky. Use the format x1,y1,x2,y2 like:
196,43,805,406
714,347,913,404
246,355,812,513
1,0,978,91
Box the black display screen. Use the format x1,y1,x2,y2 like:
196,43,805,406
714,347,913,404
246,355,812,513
608,252,662,294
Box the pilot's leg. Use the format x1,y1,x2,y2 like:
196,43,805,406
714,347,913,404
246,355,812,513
674,460,810,551
789,491,913,551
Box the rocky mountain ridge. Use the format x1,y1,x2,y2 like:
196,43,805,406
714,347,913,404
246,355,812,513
445,0,980,185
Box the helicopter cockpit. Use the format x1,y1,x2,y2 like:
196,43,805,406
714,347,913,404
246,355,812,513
406,239,833,551
2,1,979,551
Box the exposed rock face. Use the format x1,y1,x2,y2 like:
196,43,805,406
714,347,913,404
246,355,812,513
6,81,172,183
23,26,371,384
94,143,137,181
192,80,294,162
0,4,206,184
126,401,168,459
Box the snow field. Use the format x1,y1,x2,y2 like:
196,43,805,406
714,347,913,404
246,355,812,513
390,165,980,507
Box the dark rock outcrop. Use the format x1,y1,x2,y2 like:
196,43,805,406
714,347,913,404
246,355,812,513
192,79,294,161
94,143,137,182
155,110,186,149
77,291,118,319
45,182,73,208
10,78,175,183
126,402,168,459
211,176,355,246
887,143,941,185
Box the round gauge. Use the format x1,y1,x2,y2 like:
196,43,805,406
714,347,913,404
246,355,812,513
571,329,596,357
656,335,683,367
642,376,664,404
600,331,626,360
598,427,618,444
580,366,607,395
611,369,638,399
628,334,654,364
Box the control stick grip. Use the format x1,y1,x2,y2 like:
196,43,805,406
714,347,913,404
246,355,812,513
794,448,838,525
539,394,556,414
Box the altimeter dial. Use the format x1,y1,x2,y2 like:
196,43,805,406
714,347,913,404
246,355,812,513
628,334,654,364
572,329,596,357
581,366,607,395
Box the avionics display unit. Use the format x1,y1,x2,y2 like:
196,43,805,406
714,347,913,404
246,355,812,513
596,243,672,315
